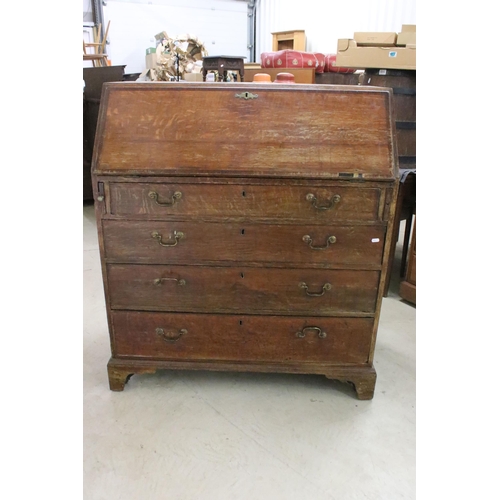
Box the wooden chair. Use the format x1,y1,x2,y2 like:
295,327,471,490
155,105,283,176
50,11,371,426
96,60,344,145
83,22,110,67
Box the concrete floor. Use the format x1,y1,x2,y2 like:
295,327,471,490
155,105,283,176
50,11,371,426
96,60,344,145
83,202,416,500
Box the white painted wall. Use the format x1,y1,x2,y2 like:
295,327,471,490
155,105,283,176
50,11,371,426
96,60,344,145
255,0,416,60
101,0,249,74
83,0,93,22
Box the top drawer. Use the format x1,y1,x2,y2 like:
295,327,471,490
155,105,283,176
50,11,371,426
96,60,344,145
108,182,382,222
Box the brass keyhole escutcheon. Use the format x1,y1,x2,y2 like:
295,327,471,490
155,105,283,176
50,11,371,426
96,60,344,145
235,92,258,100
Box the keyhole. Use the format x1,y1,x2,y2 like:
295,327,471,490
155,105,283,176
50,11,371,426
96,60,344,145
241,229,245,235
240,272,245,278
239,320,243,326
242,190,246,197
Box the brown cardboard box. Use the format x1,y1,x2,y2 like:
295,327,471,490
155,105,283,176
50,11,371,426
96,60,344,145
354,32,397,46
336,39,415,70
183,72,203,82
146,52,157,69
396,25,416,46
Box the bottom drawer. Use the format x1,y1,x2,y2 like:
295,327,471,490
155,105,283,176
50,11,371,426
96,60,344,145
111,311,374,364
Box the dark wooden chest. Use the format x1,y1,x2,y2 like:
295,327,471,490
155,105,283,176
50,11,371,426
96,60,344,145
92,82,399,399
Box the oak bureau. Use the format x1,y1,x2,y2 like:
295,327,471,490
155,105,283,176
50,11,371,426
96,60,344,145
91,82,399,400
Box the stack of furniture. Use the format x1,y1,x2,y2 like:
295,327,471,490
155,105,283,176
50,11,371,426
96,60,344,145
91,82,399,400
259,50,358,85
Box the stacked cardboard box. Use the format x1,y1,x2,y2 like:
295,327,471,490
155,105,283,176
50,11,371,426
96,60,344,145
336,25,415,70
145,47,157,69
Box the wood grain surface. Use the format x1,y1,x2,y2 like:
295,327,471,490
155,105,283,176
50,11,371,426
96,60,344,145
102,220,386,267
107,264,380,314
93,83,397,180
91,82,399,399
111,311,374,364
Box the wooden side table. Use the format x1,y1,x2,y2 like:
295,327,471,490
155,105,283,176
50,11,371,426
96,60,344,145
202,56,246,82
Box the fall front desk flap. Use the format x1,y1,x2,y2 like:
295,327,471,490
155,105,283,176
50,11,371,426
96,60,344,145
92,82,398,180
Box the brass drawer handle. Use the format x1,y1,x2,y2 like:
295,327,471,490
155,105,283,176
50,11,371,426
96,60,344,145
306,193,341,210
296,326,327,339
299,282,332,297
148,190,182,207
156,327,187,342
151,231,184,247
153,277,186,286
302,234,336,250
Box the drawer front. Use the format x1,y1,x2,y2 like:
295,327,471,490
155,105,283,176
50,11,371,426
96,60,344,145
107,264,380,314
111,311,374,364
102,220,386,266
108,183,382,222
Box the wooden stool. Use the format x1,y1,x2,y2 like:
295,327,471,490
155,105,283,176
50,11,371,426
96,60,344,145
202,56,245,82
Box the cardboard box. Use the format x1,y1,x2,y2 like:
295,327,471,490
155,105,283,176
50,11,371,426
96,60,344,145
137,68,157,81
183,72,203,82
354,32,397,46
154,31,169,45
336,39,415,70
146,52,157,69
396,25,416,46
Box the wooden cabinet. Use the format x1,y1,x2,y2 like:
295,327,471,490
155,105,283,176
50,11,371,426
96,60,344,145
271,30,306,51
399,220,416,304
92,82,399,399
83,66,125,201
361,70,416,295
